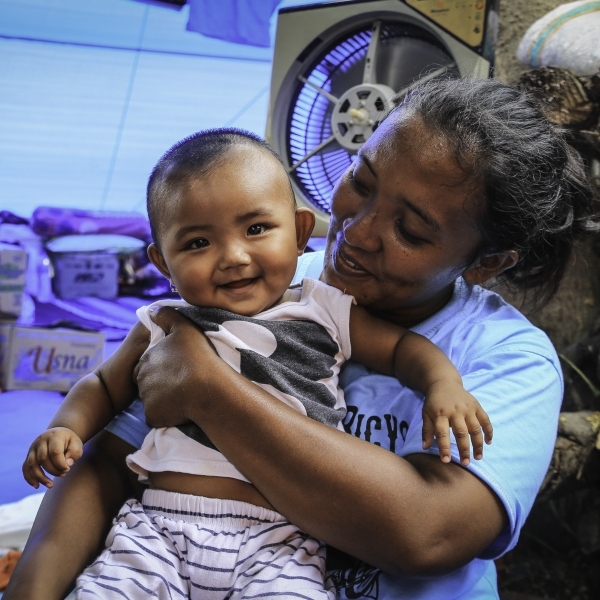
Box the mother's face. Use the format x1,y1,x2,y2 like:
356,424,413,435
323,113,483,327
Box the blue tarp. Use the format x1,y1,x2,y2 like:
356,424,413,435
187,0,282,47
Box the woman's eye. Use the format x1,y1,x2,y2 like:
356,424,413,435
248,224,267,236
350,171,369,194
396,222,425,245
187,238,209,250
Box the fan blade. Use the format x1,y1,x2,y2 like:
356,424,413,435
362,20,381,85
289,134,336,172
298,75,339,105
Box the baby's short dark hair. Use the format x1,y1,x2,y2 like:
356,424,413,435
147,128,293,245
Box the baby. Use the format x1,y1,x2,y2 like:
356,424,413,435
24,129,492,599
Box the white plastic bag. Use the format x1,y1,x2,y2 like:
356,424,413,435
517,1,600,75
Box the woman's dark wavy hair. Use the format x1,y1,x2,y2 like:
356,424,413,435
396,77,599,305
146,127,291,247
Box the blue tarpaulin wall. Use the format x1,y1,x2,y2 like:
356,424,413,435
0,0,323,220
0,0,327,508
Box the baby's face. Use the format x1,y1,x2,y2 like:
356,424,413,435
153,146,303,316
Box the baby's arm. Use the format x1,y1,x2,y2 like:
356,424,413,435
349,305,492,466
22,322,150,489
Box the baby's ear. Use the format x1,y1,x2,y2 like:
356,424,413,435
463,250,519,285
295,208,316,254
147,243,171,279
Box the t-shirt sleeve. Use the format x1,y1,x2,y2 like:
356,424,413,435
104,398,151,450
400,343,562,558
293,250,324,284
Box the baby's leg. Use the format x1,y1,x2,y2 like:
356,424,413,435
76,498,188,599
227,523,336,600
162,492,335,600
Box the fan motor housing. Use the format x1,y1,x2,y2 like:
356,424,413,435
266,0,499,236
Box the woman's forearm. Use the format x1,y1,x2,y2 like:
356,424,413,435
3,432,141,600
174,361,503,573
138,308,506,575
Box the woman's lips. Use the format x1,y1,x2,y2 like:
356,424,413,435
335,244,370,277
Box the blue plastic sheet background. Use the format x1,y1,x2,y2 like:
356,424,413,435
0,0,322,220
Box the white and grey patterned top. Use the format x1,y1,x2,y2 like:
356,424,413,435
127,277,354,483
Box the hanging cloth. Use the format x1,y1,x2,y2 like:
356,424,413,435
186,0,281,47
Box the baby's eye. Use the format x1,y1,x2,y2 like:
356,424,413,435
187,238,209,249
247,224,267,236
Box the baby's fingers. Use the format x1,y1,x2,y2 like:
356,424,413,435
433,416,452,464
449,416,472,466
64,436,83,470
477,407,493,445
47,434,77,474
36,439,67,478
465,413,485,461
422,413,435,450
22,447,52,489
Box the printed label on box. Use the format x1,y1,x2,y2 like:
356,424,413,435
51,253,119,300
1,326,105,392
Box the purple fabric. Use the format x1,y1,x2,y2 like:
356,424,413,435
31,296,153,340
31,207,151,241
0,211,30,226
186,0,281,47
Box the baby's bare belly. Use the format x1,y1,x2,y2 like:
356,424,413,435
148,471,275,510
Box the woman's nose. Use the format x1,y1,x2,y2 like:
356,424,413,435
342,208,382,253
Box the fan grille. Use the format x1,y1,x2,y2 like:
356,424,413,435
287,21,455,215
289,29,370,214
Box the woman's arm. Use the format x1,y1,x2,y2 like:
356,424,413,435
137,307,507,575
3,431,143,600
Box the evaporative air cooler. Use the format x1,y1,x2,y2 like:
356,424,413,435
266,0,499,236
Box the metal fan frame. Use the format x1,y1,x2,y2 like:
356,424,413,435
267,1,492,236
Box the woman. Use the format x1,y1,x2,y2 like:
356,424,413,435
7,77,598,599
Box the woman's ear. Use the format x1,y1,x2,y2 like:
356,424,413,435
463,250,519,285
147,243,171,279
295,207,316,255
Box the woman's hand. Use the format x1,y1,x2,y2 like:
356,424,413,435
135,307,219,428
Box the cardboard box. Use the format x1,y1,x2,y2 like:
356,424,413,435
0,323,105,392
0,243,28,317
51,253,119,300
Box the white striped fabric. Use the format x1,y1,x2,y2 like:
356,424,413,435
76,490,336,599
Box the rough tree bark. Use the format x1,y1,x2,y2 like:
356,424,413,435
493,3,600,598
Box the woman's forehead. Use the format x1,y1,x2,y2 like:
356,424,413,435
369,112,439,154
363,115,469,186
356,115,485,234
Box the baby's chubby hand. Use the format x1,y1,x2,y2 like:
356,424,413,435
22,427,83,489
421,380,493,466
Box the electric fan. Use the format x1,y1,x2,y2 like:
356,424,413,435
266,0,499,236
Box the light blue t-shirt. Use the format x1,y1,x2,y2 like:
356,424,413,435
107,250,562,600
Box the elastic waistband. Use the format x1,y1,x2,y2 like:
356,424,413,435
141,489,286,526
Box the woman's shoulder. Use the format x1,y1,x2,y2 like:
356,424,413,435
293,250,324,284
418,279,559,365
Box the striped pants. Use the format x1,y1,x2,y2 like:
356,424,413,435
76,489,337,599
